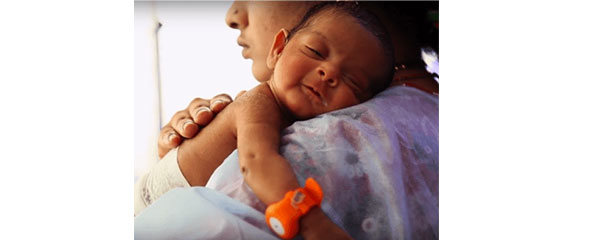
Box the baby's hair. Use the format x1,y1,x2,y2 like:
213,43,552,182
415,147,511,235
286,1,396,99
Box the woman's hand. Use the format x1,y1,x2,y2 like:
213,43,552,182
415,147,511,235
158,94,233,158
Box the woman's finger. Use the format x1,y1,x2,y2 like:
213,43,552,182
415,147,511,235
170,110,200,139
157,94,233,159
187,98,214,126
158,126,181,159
209,94,233,113
158,109,196,158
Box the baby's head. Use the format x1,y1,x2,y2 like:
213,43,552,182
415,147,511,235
265,2,395,120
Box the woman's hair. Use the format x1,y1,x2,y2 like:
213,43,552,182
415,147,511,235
361,1,439,68
285,1,396,98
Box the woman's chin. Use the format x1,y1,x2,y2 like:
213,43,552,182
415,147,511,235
252,63,272,82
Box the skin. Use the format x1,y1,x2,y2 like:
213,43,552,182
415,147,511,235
158,1,316,158
156,1,438,238
226,1,316,82
268,21,389,120
177,8,388,240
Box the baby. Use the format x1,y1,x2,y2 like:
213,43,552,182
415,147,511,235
177,1,394,203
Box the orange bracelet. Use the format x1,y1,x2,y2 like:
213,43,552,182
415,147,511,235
265,177,323,239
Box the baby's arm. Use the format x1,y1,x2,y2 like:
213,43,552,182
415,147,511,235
236,83,351,239
235,83,300,203
177,99,238,186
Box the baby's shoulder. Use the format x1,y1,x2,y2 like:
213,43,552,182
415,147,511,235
231,83,283,123
235,83,275,105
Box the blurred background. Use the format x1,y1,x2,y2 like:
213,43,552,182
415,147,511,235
135,1,256,180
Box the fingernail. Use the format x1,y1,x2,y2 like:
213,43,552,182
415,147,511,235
182,119,194,131
168,132,176,142
210,99,225,109
195,106,211,117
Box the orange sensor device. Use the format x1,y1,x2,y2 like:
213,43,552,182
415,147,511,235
265,177,323,239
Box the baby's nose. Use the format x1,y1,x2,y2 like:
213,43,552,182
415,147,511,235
318,68,339,87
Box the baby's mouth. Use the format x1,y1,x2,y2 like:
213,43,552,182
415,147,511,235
305,85,328,107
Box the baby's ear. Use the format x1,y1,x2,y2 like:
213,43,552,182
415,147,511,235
266,29,288,70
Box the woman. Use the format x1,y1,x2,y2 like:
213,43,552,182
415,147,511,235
139,1,438,239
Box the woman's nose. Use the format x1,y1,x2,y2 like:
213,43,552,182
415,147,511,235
318,67,339,87
225,1,248,30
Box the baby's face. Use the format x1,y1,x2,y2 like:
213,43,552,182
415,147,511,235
269,11,389,120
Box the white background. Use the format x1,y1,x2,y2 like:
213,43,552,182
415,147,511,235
1,0,599,239
135,1,257,179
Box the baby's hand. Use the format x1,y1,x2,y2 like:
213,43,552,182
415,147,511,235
158,94,232,158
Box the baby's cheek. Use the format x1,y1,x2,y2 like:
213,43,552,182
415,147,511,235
331,87,361,110
283,92,312,118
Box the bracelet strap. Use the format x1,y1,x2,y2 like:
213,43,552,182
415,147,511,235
265,178,323,239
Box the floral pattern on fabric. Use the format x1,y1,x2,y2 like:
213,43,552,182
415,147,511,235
279,86,438,239
208,86,438,239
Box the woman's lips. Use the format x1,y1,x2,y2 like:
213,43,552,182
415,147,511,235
237,37,249,48
237,37,250,58
241,47,250,59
